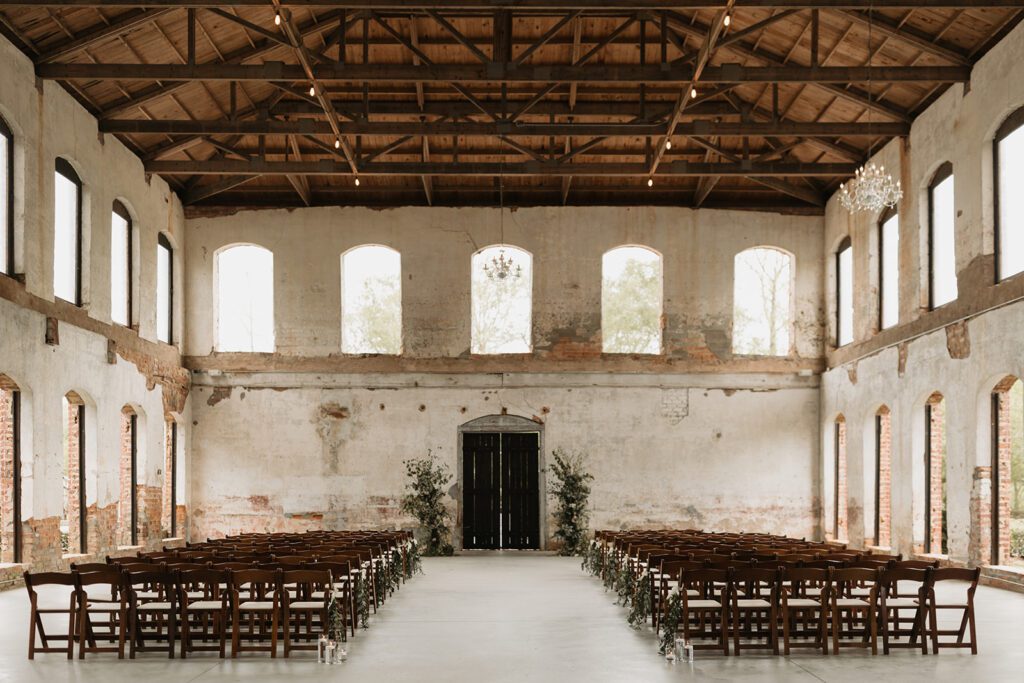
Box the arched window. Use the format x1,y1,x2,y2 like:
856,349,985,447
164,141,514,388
1,116,13,275
0,374,22,563
928,163,957,309
602,246,662,354
216,244,274,352
54,158,83,305
732,247,792,356
471,245,532,354
341,245,402,355
995,108,1024,281
118,406,139,547
157,234,174,344
111,201,132,327
878,209,899,330
991,377,1022,566
835,237,853,347
924,392,948,555
162,417,181,538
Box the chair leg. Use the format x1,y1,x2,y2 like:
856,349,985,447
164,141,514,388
782,608,791,656
231,607,240,658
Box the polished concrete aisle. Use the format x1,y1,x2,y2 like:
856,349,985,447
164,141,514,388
2,554,1023,682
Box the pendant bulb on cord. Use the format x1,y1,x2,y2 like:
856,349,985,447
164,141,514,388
309,85,316,97
354,177,360,187
665,140,672,150
690,86,698,100
335,138,341,150
724,12,731,28
274,11,281,26
647,177,654,187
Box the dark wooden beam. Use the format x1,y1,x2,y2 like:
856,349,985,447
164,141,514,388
146,158,857,176
270,99,737,117
36,62,972,84
6,2,1024,9
36,8,174,63
103,117,909,137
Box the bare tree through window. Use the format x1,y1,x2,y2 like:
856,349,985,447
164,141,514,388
733,247,793,356
602,246,662,354
342,245,402,355
471,245,532,354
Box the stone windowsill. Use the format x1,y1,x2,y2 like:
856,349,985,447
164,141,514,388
0,562,27,570
865,545,893,554
116,545,144,552
62,553,89,561
915,552,950,562
162,537,184,543
984,564,1024,577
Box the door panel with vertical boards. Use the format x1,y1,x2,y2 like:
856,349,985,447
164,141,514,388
462,431,539,550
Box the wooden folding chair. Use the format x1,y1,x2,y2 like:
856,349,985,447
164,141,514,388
125,569,178,658
24,571,78,659
879,567,929,655
281,569,332,656
727,567,780,655
828,567,879,655
779,567,830,655
74,567,127,659
926,567,980,655
676,568,730,655
179,568,230,658
230,569,282,658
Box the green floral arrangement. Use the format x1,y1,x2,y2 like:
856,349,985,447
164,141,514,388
627,570,652,629
547,448,594,556
614,561,635,606
400,452,455,556
406,539,423,577
581,540,603,576
355,573,371,629
326,573,346,642
659,588,684,655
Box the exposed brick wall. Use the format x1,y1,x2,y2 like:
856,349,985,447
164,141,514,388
927,394,947,555
161,419,176,537
970,465,993,566
834,418,848,541
117,409,135,546
64,395,83,554
992,378,1021,565
0,384,14,562
877,409,892,548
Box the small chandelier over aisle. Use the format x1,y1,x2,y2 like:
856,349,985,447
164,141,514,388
483,143,522,281
839,3,903,214
839,162,902,213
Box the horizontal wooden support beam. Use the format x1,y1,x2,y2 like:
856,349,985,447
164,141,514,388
270,99,738,118
4,2,1024,9
37,62,971,84
102,117,909,137
147,158,857,176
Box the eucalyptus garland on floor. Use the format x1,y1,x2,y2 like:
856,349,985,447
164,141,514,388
355,573,371,629
400,451,455,556
405,539,423,578
627,570,652,629
659,588,684,655
326,581,347,642
547,448,594,556
581,540,603,576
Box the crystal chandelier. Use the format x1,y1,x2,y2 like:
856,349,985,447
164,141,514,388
483,144,521,281
839,3,903,215
838,162,902,213
483,249,521,280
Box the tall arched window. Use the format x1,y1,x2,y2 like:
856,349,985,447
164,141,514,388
111,201,132,327
118,406,139,547
874,406,893,548
1,116,13,275
62,391,88,554
833,415,848,541
732,246,792,356
216,244,275,352
471,245,532,354
602,246,662,354
995,108,1024,281
835,237,853,347
54,158,83,305
991,377,1023,566
924,392,948,555
878,208,899,330
157,234,173,344
341,245,402,355
0,374,22,563
162,417,181,538
928,163,957,309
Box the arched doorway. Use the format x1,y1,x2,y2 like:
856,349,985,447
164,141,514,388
458,415,544,550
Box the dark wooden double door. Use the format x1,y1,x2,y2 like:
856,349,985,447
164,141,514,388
462,432,540,550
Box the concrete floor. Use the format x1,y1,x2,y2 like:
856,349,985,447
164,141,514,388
2,554,1022,682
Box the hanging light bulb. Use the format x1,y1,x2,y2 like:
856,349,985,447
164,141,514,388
665,139,672,150
354,177,361,187
647,177,654,187
309,84,316,97
724,12,731,28
334,137,341,150
690,86,698,100
274,11,281,27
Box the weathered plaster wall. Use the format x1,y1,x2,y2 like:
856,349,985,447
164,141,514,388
0,31,190,587
820,19,1024,568
185,205,825,545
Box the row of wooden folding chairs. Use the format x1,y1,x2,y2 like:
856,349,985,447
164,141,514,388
24,565,363,660
655,565,980,656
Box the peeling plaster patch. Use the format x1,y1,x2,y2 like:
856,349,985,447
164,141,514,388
898,342,909,377
722,389,737,397
319,402,350,420
847,362,858,385
207,386,232,407
660,389,689,425
946,320,971,359
314,403,351,474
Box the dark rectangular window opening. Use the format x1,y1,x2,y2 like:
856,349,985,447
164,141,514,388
77,403,87,554
924,403,933,555
833,422,841,538
9,390,22,563
169,421,178,538
991,392,1002,566
874,414,882,547
129,413,138,546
